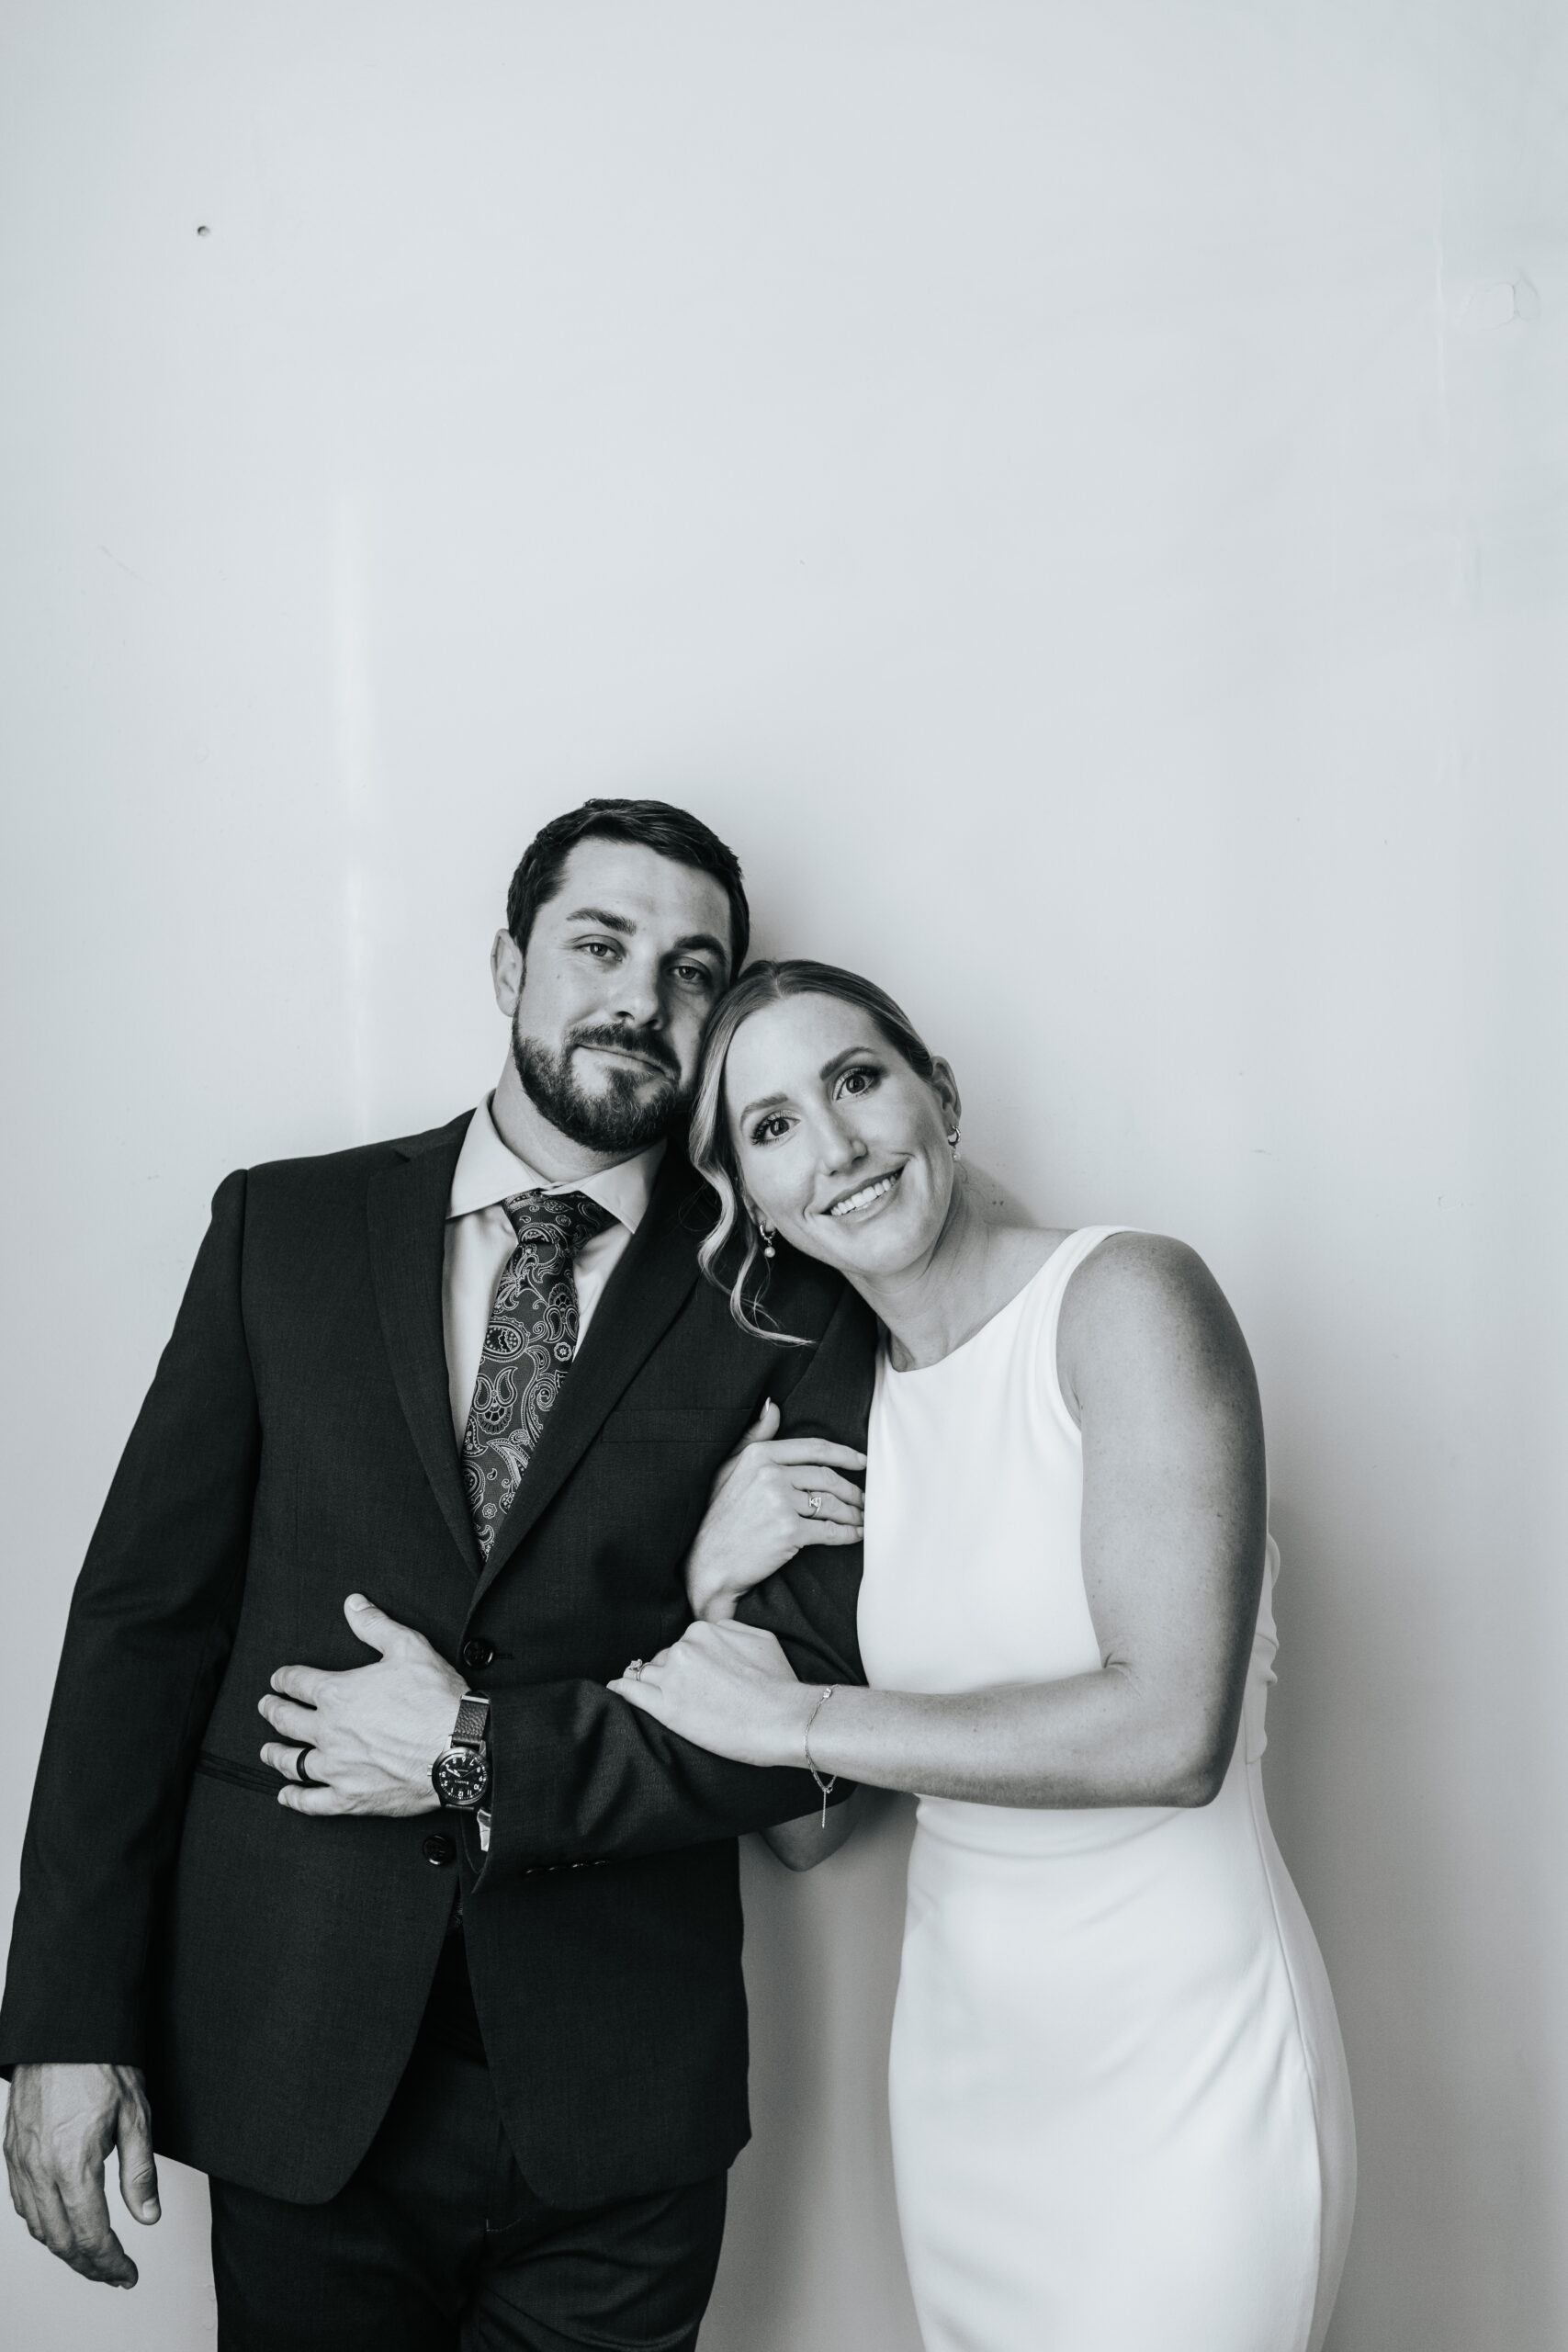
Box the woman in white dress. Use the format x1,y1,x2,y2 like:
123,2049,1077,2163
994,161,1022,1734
611,960,1355,2352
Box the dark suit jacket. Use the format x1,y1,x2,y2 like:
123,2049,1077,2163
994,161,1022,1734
0,1113,875,2207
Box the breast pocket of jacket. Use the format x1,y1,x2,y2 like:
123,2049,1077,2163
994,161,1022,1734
588,1407,738,1567
599,1407,739,1447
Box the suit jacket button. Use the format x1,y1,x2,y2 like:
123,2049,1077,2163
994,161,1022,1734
460,1637,495,1671
423,1833,456,1866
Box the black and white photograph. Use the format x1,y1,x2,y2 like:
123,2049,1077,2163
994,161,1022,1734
1,6,1562,2349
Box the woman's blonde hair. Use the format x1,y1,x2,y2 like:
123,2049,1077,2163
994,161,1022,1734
688,958,939,1341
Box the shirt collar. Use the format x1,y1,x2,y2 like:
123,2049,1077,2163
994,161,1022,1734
446,1097,665,1235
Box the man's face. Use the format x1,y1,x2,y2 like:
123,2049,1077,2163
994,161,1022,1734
495,838,734,1153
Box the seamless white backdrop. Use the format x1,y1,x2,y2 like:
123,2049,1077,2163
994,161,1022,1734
2,5,1564,2347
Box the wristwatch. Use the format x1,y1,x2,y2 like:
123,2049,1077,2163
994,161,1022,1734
431,1691,491,1810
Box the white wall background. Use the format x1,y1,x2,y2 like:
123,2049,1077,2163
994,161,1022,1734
2,3,1564,2346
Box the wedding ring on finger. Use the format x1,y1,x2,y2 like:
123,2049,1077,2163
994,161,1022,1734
627,1657,646,1682
805,1492,823,1516
294,1747,321,1786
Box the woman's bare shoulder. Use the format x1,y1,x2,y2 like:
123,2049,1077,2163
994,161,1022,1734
1055,1232,1256,1417
1068,1228,1214,1306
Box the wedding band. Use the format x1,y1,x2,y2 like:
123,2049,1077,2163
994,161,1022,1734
294,1747,321,1787
628,1658,646,1682
806,1492,822,1516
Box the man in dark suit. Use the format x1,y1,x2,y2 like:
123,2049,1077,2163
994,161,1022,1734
1,798,874,2350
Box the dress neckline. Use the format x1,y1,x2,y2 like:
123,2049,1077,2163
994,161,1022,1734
882,1232,1073,1378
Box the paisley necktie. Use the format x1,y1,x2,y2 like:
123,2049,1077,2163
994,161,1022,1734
461,1189,616,1557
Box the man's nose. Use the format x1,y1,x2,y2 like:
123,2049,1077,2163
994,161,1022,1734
607,958,663,1027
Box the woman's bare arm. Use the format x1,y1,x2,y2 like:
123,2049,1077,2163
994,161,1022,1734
683,1400,864,1623
761,1789,861,1871
615,1236,1267,1811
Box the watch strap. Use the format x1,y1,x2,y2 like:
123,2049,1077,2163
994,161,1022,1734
450,1691,490,1748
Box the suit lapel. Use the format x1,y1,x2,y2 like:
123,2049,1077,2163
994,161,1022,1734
471,1150,710,1606
367,1117,481,1577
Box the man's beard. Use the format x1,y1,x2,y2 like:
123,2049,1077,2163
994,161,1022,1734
512,1021,688,1154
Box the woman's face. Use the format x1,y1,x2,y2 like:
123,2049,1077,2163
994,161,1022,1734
724,992,959,1282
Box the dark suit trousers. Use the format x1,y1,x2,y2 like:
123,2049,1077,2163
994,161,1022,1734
209,1933,728,2352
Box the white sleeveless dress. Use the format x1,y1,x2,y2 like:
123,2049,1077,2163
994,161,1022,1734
858,1228,1355,2352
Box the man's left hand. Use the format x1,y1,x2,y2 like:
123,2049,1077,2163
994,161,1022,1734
259,1595,468,1816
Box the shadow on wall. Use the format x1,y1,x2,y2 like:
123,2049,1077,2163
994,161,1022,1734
704,1792,923,2352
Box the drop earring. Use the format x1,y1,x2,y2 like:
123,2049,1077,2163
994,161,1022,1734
757,1216,776,1261
947,1127,961,1151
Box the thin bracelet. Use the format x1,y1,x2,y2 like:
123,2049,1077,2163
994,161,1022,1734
804,1687,837,1828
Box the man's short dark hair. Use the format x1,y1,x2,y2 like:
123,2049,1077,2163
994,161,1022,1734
505,799,750,978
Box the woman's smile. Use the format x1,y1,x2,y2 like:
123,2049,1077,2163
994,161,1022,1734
822,1168,903,1220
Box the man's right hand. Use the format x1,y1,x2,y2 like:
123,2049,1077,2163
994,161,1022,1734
4,2062,159,2288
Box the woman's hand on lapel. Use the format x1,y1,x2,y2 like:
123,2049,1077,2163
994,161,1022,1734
259,1595,468,1815
683,1397,866,1623
609,1620,817,1768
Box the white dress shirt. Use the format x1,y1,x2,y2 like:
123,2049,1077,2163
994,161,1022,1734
442,1098,665,1445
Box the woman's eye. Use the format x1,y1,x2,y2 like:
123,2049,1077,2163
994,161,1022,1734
750,1114,793,1145
839,1065,879,1097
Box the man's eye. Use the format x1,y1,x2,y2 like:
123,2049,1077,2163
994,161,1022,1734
581,939,620,960
672,963,716,988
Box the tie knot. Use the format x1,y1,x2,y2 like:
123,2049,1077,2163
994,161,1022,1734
502,1188,617,1260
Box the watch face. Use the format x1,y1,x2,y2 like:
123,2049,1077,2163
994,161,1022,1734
433,1747,490,1808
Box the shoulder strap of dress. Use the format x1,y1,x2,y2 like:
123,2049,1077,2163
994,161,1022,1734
1032,1226,1137,1432
1042,1224,1135,1301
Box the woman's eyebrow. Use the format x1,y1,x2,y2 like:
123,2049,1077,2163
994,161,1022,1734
738,1048,872,1123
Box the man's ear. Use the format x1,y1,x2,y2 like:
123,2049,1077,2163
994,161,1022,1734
491,929,525,1016
931,1057,963,1137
